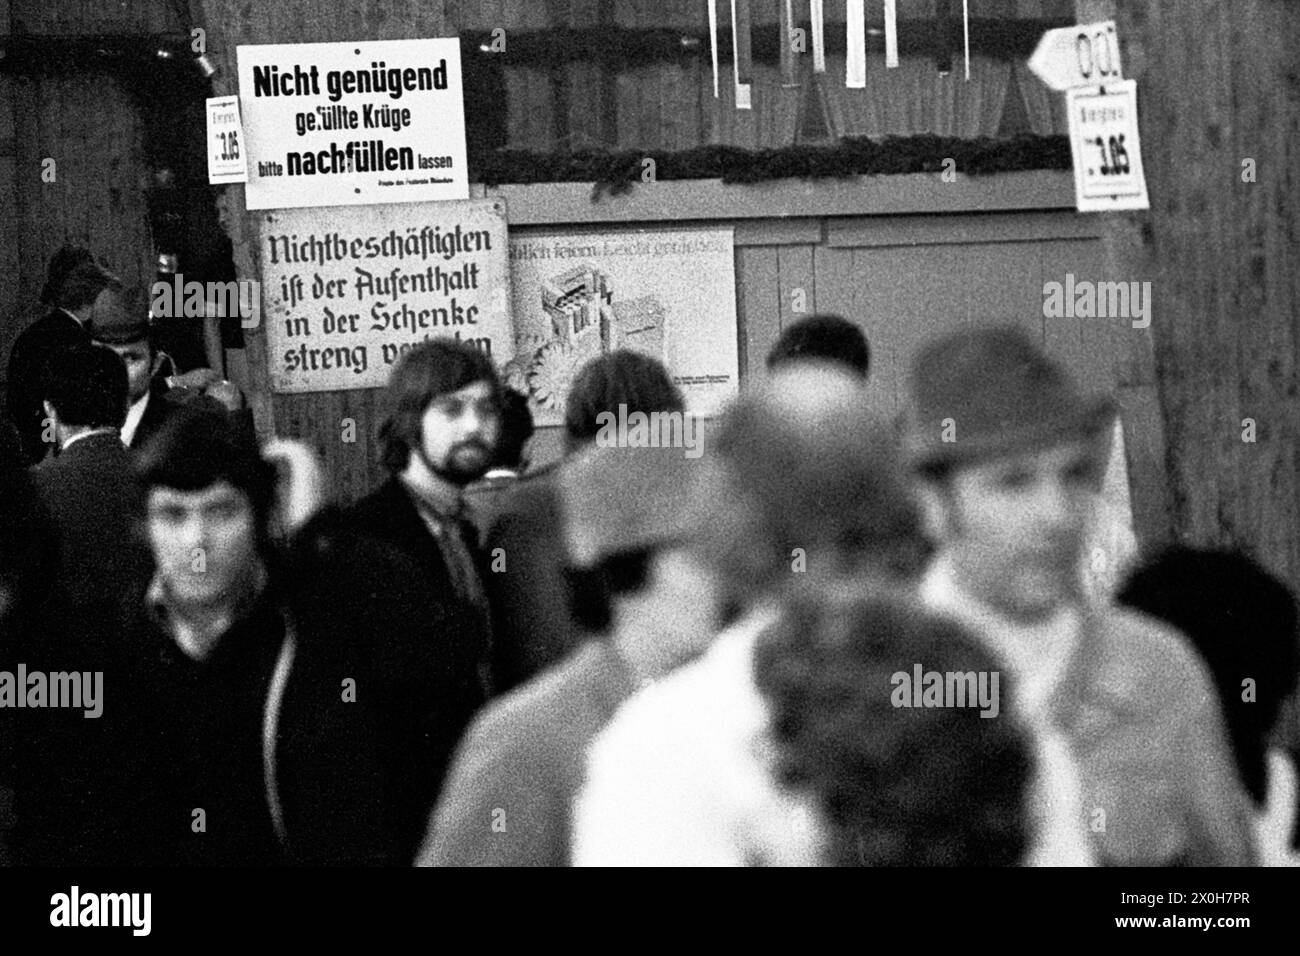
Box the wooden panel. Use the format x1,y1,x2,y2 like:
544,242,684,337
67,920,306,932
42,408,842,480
11,0,183,33
827,211,1105,247
775,244,816,332
11,74,155,308
1117,383,1173,550
1105,0,1300,600
733,218,821,246
1037,237,1110,394
734,245,780,384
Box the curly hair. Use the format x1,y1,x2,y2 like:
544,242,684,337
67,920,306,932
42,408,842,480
753,586,1034,866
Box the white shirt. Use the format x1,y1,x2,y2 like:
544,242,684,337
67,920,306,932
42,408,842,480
920,556,1095,865
120,391,150,447
921,556,1081,719
1255,748,1300,866
573,605,821,866
60,427,121,452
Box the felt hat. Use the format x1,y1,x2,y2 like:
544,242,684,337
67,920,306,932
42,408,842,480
905,326,1116,474
89,285,152,345
560,441,713,569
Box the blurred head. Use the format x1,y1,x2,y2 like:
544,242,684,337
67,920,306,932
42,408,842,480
754,587,1034,866
379,339,502,486
43,342,128,432
136,408,276,607
493,387,535,472
766,314,870,380
1118,547,1300,804
696,364,926,618
40,245,95,306
922,438,1108,621
907,327,1114,621
562,443,720,666
563,350,684,455
56,261,123,325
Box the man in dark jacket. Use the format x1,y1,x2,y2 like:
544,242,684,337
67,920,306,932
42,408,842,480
29,342,150,618
89,308,186,451
279,337,502,865
10,406,287,865
485,350,686,692
6,261,123,464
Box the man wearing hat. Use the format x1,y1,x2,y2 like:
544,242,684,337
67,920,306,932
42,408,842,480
92,290,247,449
6,261,121,464
906,325,1254,865
415,442,719,866
90,303,182,450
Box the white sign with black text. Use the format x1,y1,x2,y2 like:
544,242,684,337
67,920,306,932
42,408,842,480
259,199,512,393
236,38,469,210
206,95,248,184
1067,80,1149,213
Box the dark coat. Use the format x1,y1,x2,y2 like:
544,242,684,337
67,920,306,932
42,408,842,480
273,478,492,865
29,432,151,617
128,379,185,451
5,309,89,464
9,590,288,866
484,465,583,692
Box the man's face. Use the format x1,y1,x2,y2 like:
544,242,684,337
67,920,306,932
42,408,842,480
415,380,501,486
933,438,1105,620
107,340,157,403
147,482,258,606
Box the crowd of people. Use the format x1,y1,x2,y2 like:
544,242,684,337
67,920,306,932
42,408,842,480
1,252,1298,867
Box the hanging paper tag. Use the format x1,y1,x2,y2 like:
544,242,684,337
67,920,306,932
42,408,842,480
846,0,866,88
732,0,753,109
963,0,971,80
206,95,248,184
884,0,899,69
708,0,720,97
1067,80,1150,212
811,0,826,73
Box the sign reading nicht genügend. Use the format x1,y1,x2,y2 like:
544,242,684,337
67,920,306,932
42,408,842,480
236,38,469,210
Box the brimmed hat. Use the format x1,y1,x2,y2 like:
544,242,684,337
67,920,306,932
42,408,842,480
905,326,1116,474
560,442,713,568
89,285,152,345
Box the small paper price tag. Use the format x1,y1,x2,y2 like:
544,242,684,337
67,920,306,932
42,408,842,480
206,95,248,185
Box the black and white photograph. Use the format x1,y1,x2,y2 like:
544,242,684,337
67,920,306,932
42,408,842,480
0,0,1294,940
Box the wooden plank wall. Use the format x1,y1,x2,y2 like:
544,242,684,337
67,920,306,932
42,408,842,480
0,0,182,371
5,0,1124,514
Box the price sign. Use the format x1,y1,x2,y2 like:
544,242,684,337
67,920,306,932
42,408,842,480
1067,80,1149,212
206,95,248,184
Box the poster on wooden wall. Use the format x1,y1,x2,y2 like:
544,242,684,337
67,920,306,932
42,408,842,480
237,38,468,210
259,198,513,394
504,227,739,426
